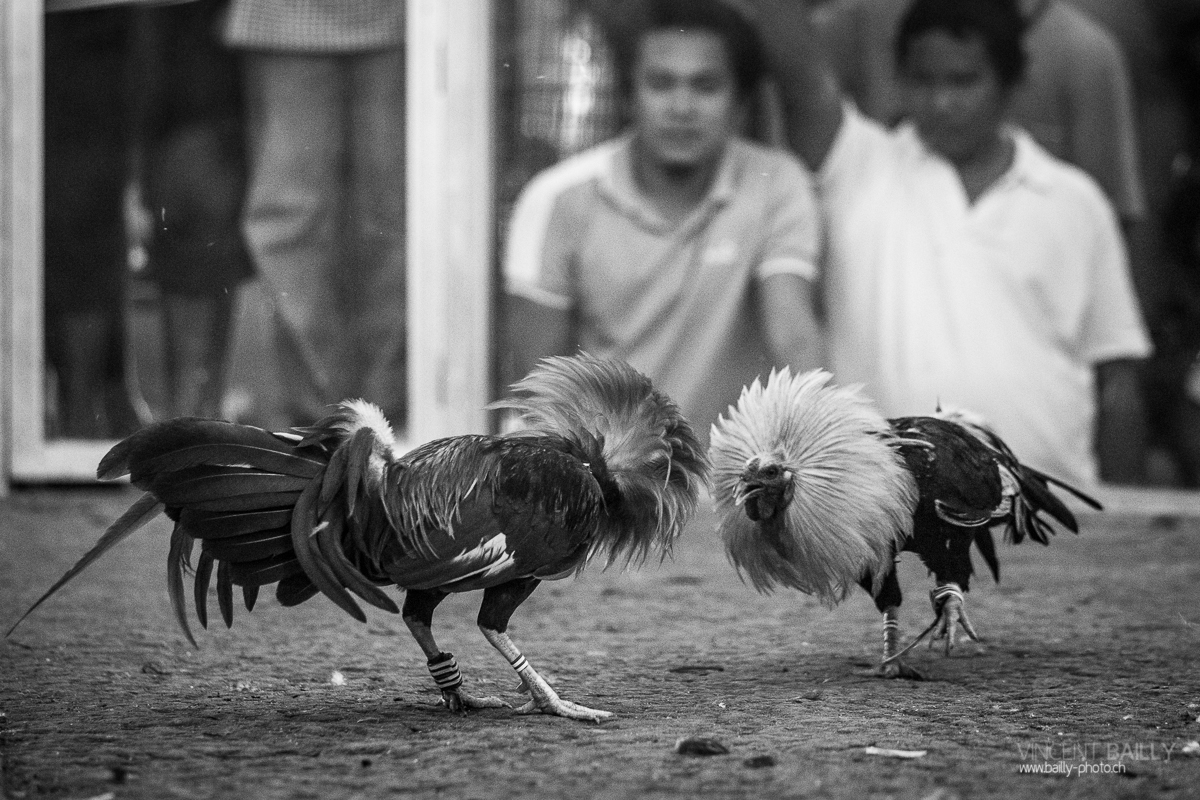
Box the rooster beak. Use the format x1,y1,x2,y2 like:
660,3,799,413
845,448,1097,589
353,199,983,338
733,481,762,507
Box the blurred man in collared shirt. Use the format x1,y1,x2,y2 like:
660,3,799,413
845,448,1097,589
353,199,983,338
502,0,825,440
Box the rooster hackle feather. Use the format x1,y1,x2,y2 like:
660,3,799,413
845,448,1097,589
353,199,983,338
710,368,1100,680
710,368,917,605
7,352,708,722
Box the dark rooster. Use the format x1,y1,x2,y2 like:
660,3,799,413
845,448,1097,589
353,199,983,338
8,353,708,721
710,368,1099,679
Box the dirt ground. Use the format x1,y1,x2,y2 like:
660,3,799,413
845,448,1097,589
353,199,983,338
1,487,1198,800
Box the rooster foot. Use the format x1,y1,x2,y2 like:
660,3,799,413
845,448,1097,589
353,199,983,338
440,689,511,713
876,658,924,680
515,693,614,722
479,627,613,722
928,583,979,656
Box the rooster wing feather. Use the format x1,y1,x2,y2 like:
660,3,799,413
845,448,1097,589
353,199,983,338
375,435,603,592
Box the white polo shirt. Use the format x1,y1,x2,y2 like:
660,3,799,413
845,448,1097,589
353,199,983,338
505,133,821,440
820,106,1152,487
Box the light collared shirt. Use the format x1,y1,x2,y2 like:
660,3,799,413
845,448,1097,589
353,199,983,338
819,106,1152,487
505,133,821,439
813,0,1145,220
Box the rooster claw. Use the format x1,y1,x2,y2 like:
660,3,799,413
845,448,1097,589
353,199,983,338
441,690,511,713
876,659,924,681
928,589,979,656
515,696,614,723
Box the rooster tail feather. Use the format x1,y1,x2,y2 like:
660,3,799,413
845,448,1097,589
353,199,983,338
17,406,404,642
179,508,294,540
194,550,214,629
288,479,367,623
345,427,381,517
320,445,351,511
216,560,234,628
1011,467,1078,534
313,513,399,614
1019,462,1102,513
167,522,198,646
171,402,399,625
98,417,317,483
710,368,916,605
276,573,320,607
97,436,136,480
6,492,165,638
308,400,415,567
974,527,1001,583
490,353,708,566
243,584,260,612
937,406,1100,524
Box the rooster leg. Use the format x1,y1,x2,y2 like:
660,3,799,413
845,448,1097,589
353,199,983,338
402,589,509,713
878,606,925,680
478,579,613,723
864,569,923,680
928,582,979,655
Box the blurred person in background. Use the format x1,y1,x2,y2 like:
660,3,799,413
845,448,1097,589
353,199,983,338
221,0,407,429
748,0,1152,488
808,0,1200,488
501,0,825,441
1140,7,1200,485
812,0,1147,231
129,0,253,420
43,1,141,440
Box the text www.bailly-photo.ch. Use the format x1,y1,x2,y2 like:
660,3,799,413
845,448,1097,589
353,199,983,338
1015,741,1182,776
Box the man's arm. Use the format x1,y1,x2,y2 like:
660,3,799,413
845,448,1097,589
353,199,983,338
758,273,825,374
1094,358,1147,485
744,0,845,169
499,159,589,388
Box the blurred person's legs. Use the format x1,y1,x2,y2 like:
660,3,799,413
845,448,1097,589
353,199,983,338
346,46,407,428
148,123,252,420
43,8,138,439
45,310,108,438
240,52,347,427
160,292,236,419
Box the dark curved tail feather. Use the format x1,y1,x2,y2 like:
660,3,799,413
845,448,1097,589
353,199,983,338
167,523,198,646
973,528,1001,583
98,418,318,482
12,407,406,643
276,573,320,607
1022,462,1103,511
1005,462,1097,545
939,411,1102,545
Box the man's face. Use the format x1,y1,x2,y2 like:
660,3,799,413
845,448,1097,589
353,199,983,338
632,29,741,171
898,29,1011,165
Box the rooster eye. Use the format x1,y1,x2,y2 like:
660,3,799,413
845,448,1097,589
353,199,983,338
761,465,780,479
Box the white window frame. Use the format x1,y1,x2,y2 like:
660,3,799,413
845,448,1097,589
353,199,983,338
1,0,494,489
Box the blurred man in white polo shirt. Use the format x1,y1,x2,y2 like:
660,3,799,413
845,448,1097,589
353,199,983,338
750,0,1151,488
811,0,1146,229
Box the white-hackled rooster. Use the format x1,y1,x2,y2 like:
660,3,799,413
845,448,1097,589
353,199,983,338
8,354,708,721
710,368,1098,679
